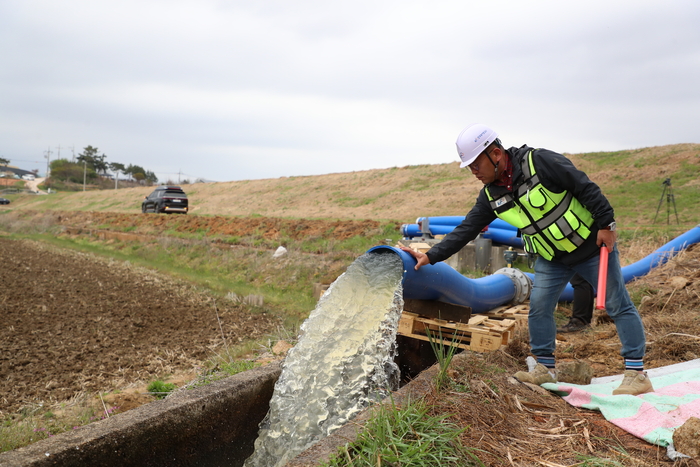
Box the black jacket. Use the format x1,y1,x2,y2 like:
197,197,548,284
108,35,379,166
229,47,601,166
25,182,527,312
426,145,615,267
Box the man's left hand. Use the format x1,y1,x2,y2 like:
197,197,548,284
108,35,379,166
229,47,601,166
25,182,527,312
597,229,616,252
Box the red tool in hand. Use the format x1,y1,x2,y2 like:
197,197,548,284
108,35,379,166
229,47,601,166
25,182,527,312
596,245,609,310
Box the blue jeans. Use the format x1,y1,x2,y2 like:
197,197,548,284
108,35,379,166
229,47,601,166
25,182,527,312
528,246,646,360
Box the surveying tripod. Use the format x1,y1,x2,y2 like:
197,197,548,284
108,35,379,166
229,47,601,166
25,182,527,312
653,178,679,225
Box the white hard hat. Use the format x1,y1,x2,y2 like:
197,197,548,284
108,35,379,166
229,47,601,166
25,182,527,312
455,123,499,168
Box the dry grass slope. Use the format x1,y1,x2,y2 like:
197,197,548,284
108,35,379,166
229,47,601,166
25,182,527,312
9,142,698,227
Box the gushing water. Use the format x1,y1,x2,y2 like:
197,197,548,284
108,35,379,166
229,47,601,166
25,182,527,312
244,252,404,467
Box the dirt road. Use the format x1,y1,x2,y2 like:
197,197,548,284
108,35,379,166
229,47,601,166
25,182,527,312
23,177,46,194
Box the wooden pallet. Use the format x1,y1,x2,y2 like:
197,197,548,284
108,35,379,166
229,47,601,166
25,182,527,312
397,303,530,352
398,312,513,352
483,303,530,329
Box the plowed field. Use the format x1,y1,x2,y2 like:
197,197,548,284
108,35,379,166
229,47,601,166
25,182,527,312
0,237,279,414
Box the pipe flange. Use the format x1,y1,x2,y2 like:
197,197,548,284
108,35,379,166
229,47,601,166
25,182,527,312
493,267,532,304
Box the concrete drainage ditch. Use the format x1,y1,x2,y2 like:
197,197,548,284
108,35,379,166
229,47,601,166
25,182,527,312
0,340,441,467
0,363,281,467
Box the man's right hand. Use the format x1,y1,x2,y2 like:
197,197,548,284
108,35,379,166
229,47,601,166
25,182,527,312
399,246,430,271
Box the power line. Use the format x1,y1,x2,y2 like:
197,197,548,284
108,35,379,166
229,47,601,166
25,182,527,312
6,158,46,164
157,171,206,180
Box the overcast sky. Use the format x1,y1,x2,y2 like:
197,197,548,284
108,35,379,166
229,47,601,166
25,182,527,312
2,1,699,182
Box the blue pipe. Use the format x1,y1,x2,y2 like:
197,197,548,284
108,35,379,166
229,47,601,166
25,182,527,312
382,225,700,309
482,227,524,248
367,245,518,313
490,219,518,232
415,216,465,226
622,225,700,282
416,216,517,232
401,224,457,238
403,219,521,247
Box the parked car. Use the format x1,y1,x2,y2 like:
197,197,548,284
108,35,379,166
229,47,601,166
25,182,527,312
141,186,188,214
0,198,10,205
22,174,35,181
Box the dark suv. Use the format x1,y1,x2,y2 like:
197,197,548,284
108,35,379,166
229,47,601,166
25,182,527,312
141,186,188,214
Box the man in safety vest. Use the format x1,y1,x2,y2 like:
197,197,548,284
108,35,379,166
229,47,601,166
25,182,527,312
401,123,653,396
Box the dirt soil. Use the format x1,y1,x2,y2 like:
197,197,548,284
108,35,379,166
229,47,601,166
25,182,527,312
47,210,389,243
0,237,280,415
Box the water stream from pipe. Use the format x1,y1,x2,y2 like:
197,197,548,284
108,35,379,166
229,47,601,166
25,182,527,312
244,252,404,467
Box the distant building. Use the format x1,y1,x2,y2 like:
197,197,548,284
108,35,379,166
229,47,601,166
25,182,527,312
0,165,37,178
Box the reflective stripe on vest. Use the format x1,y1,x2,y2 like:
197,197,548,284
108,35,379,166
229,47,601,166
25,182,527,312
486,150,594,260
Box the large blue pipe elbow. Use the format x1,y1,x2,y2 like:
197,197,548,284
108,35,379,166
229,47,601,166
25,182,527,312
367,245,519,313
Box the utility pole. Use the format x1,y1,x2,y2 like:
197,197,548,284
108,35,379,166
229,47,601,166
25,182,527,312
83,160,87,191
69,145,75,162
44,147,52,178
114,170,119,190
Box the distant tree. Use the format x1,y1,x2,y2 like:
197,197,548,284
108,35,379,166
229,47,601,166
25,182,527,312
77,146,98,169
124,164,147,181
94,154,108,174
0,157,9,166
77,146,108,174
50,159,96,183
49,149,159,188
144,170,158,184
109,162,125,178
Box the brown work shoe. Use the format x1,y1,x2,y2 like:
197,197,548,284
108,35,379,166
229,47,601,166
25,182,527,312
557,318,590,333
514,363,556,385
612,370,654,395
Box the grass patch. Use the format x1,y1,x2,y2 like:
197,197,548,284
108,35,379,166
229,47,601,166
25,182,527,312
146,381,177,399
425,327,462,392
323,397,481,467
186,359,262,390
332,195,381,207
0,397,118,453
577,148,645,168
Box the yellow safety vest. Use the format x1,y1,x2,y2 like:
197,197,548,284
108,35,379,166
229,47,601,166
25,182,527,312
486,150,594,260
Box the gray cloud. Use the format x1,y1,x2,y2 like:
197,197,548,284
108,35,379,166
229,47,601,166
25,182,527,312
1,0,698,182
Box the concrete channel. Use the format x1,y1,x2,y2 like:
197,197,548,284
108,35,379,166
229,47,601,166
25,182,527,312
0,338,443,467
0,363,281,467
